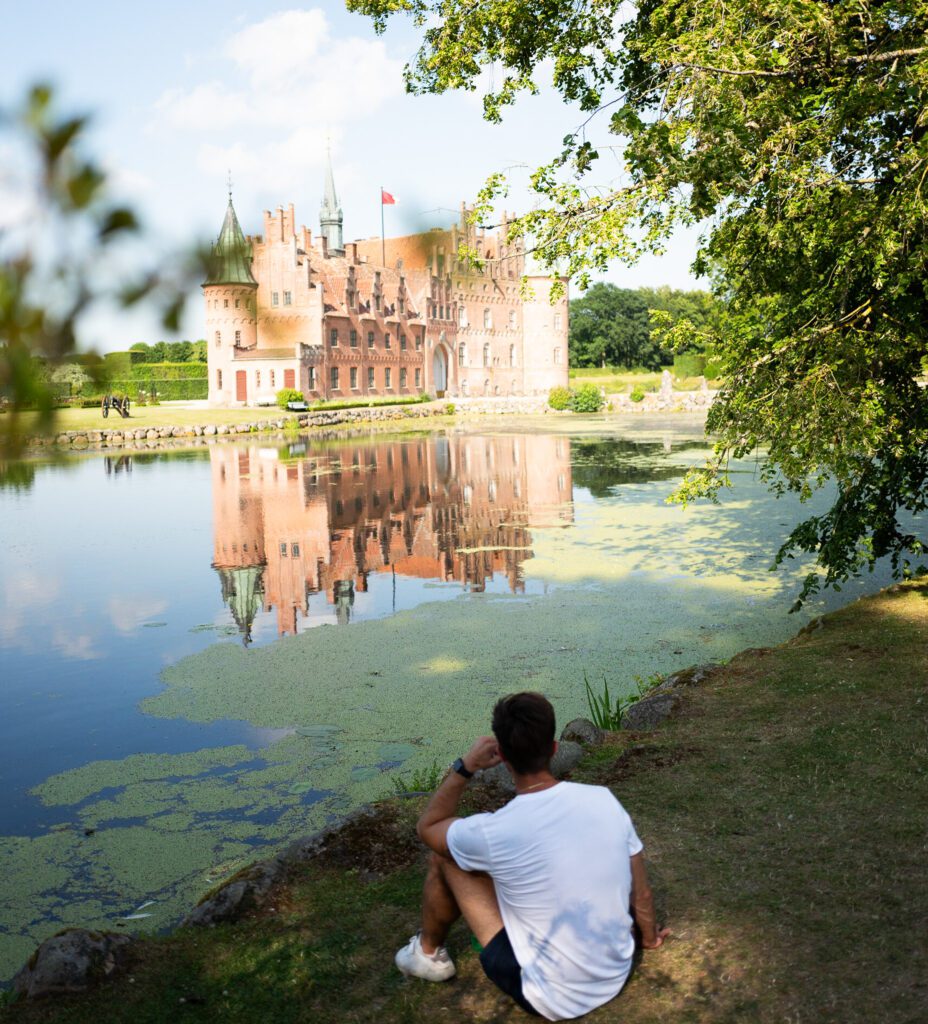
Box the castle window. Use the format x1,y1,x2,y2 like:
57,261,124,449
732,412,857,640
280,542,288,557
374,294,381,311
384,332,391,349
459,305,468,326
385,367,392,389
330,328,338,346
256,370,261,388
510,344,516,366
483,309,491,328
458,344,466,367
367,331,375,347
398,298,405,314
400,367,407,388
234,330,241,345
439,305,445,320
270,370,275,388
415,368,421,389
217,369,222,389
284,291,292,305
330,366,339,390
509,310,516,328
292,543,300,556
415,333,423,351
400,333,407,351
554,347,562,364
306,367,315,389
350,366,358,389
224,299,229,308
272,292,279,306
235,298,240,308
350,329,358,348
214,330,221,347
368,366,375,389
554,312,563,330
483,343,490,367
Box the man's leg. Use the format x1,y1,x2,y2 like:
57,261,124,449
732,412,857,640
420,851,503,954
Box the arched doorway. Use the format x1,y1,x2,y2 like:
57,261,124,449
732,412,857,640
432,346,448,396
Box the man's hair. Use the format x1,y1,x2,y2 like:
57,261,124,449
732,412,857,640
491,692,556,775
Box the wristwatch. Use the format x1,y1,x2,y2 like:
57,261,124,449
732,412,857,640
452,757,474,779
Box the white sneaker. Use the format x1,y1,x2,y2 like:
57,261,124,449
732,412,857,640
395,931,456,981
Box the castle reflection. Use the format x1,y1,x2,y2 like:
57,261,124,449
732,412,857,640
211,433,574,640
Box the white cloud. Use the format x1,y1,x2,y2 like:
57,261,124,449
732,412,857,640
152,7,404,195
107,596,169,634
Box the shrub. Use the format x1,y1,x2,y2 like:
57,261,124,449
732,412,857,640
548,386,572,410
629,385,645,402
672,352,707,378
276,388,304,409
569,382,604,413
445,403,456,415
703,358,723,381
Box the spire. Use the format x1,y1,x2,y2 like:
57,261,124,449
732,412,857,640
203,192,258,287
319,143,344,256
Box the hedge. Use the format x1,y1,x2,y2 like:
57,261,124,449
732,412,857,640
672,353,707,378
127,363,209,382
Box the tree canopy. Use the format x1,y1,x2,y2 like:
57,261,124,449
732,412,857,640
569,283,717,369
350,0,928,603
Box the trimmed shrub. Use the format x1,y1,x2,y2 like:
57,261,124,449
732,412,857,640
548,386,572,410
569,382,604,413
672,352,707,378
630,385,645,402
276,388,304,409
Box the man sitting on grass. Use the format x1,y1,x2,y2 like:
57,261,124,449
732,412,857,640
395,691,669,1020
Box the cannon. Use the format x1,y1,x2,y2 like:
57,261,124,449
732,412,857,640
101,394,131,418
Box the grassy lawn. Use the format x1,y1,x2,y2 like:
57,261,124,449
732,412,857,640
4,580,926,1023
568,368,722,393
11,406,297,435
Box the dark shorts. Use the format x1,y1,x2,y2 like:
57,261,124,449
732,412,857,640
479,928,540,1016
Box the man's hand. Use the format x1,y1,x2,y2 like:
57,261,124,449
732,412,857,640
462,736,502,774
642,926,671,950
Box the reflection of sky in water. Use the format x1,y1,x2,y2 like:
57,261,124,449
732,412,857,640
0,425,924,982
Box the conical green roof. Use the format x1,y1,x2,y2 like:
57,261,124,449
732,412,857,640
204,198,257,287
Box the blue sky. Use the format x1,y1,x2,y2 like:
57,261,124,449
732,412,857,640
3,1,703,350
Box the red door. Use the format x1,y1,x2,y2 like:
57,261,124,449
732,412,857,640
284,368,295,389
236,371,247,403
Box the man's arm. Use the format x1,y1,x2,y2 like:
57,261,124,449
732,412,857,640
417,736,502,857
630,851,670,949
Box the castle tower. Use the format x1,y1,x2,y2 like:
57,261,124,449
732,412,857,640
319,147,344,256
203,192,259,404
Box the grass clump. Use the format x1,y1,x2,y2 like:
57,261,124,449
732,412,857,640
583,671,633,729
391,761,446,794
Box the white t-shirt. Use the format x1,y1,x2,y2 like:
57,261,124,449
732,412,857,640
447,782,643,1021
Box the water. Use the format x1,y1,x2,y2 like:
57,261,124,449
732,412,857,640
0,420,919,982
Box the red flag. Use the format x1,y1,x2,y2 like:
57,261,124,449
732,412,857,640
381,189,397,205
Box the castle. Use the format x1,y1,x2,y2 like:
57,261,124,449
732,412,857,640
202,156,569,405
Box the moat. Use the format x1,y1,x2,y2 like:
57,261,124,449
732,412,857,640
0,419,915,983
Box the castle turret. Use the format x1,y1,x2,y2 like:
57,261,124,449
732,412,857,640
204,194,259,405
319,148,344,256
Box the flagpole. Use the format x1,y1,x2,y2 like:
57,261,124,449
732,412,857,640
380,185,385,267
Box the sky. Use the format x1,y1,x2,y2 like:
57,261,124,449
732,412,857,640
2,1,704,351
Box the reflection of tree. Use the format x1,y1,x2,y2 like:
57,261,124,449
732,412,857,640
571,439,708,498
0,461,37,492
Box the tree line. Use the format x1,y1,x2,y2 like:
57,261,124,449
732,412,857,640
129,341,207,364
568,284,719,370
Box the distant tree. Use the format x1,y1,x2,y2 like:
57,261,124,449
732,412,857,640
191,340,207,363
150,341,168,363
167,340,193,363
569,283,715,369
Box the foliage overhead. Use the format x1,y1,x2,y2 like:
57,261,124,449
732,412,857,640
349,0,928,603
0,86,208,455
